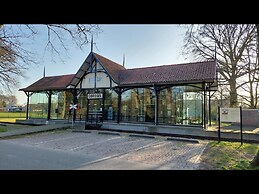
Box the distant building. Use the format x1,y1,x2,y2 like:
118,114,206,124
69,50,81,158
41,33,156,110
0,107,6,112
6,105,23,112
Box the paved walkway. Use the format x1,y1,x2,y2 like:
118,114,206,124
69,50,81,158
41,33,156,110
2,128,207,170
2,121,259,170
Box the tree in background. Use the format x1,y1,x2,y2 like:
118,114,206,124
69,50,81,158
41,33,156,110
238,46,259,108
182,24,258,108
0,24,101,93
251,24,259,168
0,94,17,107
1,100,6,108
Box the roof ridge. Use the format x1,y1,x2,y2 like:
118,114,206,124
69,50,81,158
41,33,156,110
43,74,75,78
93,52,125,69
125,60,216,71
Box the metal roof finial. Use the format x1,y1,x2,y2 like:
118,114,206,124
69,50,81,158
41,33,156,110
123,53,125,67
91,35,94,53
43,66,46,77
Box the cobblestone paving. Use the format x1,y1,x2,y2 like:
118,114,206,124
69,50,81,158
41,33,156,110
5,130,207,170
117,140,206,170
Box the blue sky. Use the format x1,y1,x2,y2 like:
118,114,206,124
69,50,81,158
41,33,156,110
15,24,189,105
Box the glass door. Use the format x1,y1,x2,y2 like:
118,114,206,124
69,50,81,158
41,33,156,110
87,99,103,123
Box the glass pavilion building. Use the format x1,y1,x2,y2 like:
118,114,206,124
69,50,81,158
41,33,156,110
20,52,217,129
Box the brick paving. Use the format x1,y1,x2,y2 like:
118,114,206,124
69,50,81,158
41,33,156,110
5,129,207,170
117,140,206,170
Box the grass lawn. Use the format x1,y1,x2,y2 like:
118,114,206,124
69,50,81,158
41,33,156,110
200,141,259,170
0,112,26,118
0,118,26,123
0,112,26,123
0,127,7,132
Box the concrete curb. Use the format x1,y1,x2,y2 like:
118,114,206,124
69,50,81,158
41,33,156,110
0,124,70,139
167,137,199,144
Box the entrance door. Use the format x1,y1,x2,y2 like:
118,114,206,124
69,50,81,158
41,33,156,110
87,99,103,123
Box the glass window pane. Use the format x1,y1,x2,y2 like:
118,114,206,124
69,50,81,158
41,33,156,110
158,85,203,125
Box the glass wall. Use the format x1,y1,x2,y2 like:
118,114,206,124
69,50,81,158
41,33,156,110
28,84,203,125
158,85,203,125
103,89,118,121
29,92,49,119
77,90,88,121
120,88,155,123
29,91,80,120
51,91,73,120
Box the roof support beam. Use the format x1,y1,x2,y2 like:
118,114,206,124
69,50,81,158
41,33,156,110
115,88,122,124
24,92,33,120
202,82,207,129
154,85,160,125
46,91,52,120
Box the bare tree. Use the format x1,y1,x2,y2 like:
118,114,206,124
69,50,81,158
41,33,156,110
238,46,259,108
182,24,257,107
0,25,35,92
0,24,101,93
251,24,259,168
0,94,17,106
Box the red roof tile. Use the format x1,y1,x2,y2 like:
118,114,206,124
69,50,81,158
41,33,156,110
93,52,126,83
20,74,75,92
118,60,216,86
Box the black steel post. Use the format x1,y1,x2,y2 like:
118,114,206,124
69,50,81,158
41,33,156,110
117,89,121,124
218,106,221,142
154,85,159,125
86,92,89,122
84,95,89,129
209,91,211,126
72,90,78,122
102,89,105,122
47,91,52,120
25,92,30,120
240,106,243,145
203,82,207,129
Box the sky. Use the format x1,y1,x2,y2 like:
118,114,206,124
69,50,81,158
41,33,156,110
14,24,190,105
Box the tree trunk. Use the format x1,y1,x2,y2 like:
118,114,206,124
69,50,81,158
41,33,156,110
229,79,238,107
251,150,259,167
249,80,255,108
251,24,259,168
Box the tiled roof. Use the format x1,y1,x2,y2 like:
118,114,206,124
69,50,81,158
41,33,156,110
19,53,217,92
93,52,126,83
20,74,75,92
118,60,216,86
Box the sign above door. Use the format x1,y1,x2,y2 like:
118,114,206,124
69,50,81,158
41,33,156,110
87,93,103,99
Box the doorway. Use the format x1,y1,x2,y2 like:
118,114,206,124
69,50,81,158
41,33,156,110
87,99,103,123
